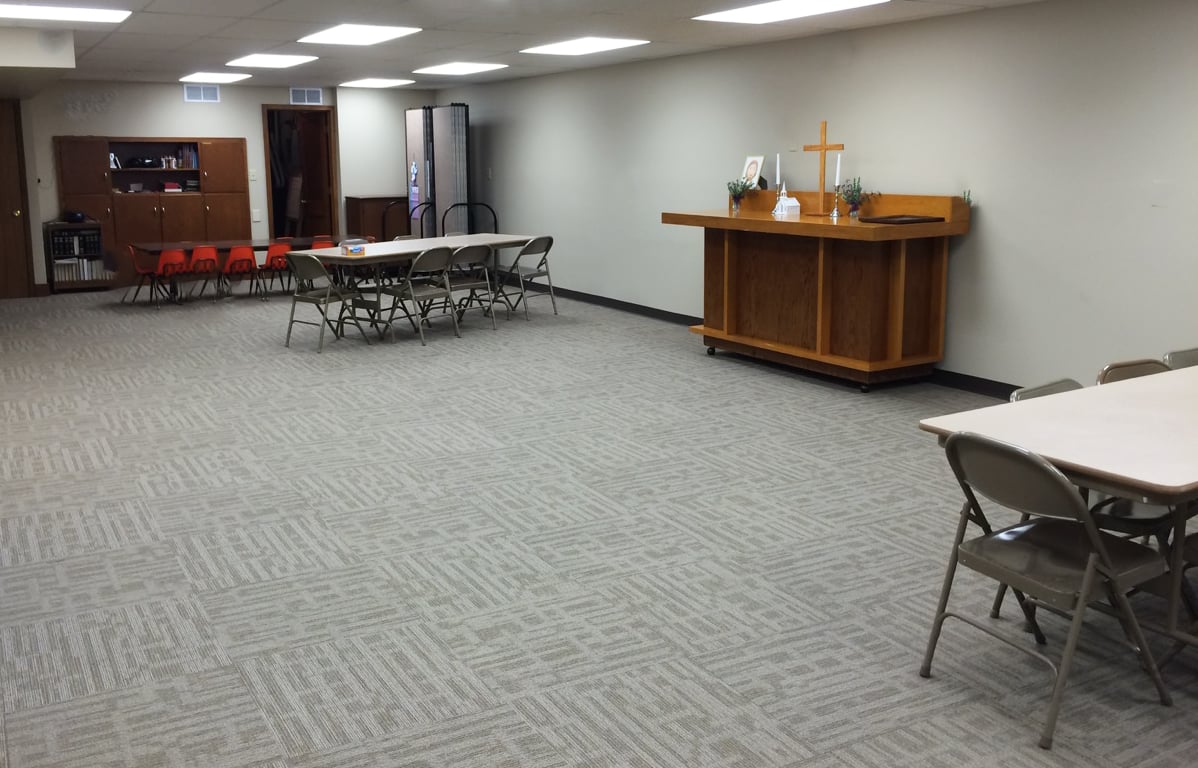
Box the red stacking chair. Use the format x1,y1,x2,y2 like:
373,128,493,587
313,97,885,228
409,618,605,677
121,245,157,304
186,245,220,300
151,249,188,308
221,245,259,297
258,241,293,295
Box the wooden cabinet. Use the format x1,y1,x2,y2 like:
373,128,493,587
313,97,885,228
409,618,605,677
344,195,409,241
55,137,113,196
203,193,251,240
198,139,248,193
113,193,206,243
54,135,251,284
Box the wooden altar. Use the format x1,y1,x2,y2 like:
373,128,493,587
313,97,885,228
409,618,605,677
661,189,971,389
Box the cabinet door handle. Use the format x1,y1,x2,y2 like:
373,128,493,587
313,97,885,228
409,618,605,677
154,206,159,214
10,209,20,218
206,206,210,212
106,207,111,216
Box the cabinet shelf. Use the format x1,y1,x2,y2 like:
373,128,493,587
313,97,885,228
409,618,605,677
112,168,200,173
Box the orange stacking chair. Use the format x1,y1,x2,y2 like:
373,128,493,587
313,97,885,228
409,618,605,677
221,245,259,297
186,244,221,300
259,241,293,295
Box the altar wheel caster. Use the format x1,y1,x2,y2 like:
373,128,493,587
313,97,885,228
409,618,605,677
706,347,716,356
859,384,871,393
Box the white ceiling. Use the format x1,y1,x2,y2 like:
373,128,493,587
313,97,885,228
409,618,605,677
2,0,1045,94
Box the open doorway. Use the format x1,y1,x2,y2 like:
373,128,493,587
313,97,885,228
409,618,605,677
262,105,339,238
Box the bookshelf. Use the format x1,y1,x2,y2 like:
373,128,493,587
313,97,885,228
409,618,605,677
44,221,116,292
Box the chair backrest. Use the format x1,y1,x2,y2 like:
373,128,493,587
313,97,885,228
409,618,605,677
449,244,491,268
225,245,256,273
189,245,218,272
265,242,292,268
945,432,1090,524
1096,358,1170,385
310,236,335,250
157,249,187,276
1009,378,1083,402
129,245,153,275
286,252,331,284
513,236,553,269
1164,347,1198,370
407,246,454,279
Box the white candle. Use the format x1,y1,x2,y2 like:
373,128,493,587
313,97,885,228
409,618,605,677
834,153,841,187
775,154,781,186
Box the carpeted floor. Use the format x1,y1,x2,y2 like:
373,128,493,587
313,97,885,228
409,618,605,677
0,288,1195,767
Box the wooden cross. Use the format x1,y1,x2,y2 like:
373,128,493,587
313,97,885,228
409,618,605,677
803,120,844,215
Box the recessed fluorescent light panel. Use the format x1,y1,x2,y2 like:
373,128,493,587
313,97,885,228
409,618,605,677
695,0,889,24
0,3,130,22
521,37,649,56
299,24,421,46
413,62,508,76
226,54,317,69
180,72,251,83
340,78,414,88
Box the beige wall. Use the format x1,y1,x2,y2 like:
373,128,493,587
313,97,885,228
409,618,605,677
21,82,434,283
437,0,1198,386
18,0,1198,385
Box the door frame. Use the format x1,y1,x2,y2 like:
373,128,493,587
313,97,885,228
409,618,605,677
1,99,34,297
261,104,340,239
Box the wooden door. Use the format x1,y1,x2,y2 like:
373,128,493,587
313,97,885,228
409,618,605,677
55,136,112,195
204,193,251,241
160,193,205,242
198,139,248,193
297,111,334,236
0,100,32,298
112,193,162,244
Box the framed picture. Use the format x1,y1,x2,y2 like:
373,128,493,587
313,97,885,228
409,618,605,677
741,155,764,187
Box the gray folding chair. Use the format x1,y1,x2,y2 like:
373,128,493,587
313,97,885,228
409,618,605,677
989,378,1085,620
1164,347,1198,369
284,253,371,353
920,432,1171,750
445,244,497,331
494,236,556,320
382,246,459,345
1096,358,1170,384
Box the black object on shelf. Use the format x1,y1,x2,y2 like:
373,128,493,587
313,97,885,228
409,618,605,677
857,214,946,224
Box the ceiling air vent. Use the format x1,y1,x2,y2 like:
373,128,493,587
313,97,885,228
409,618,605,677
183,84,220,103
290,87,323,105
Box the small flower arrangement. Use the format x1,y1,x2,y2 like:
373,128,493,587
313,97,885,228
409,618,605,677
838,177,877,208
727,178,754,201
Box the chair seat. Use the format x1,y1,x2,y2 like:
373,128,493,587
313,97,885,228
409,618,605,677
501,264,548,279
1091,497,1172,536
295,286,355,304
960,519,1166,606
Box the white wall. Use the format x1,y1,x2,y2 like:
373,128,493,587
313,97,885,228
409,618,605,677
21,82,435,283
334,86,435,205
437,0,1198,386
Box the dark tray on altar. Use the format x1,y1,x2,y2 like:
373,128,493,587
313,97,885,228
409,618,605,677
857,214,946,224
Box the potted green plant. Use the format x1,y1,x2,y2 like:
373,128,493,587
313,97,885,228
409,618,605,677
727,178,754,215
838,177,877,217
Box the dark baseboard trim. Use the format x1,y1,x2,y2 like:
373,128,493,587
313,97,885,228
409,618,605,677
527,282,1014,398
524,282,702,326
929,369,1016,400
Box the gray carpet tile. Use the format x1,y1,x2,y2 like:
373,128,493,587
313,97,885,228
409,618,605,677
513,659,816,767
3,667,283,768
198,563,417,659
1,289,1197,766
0,541,190,625
1,596,229,712
240,624,499,758
285,706,568,768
